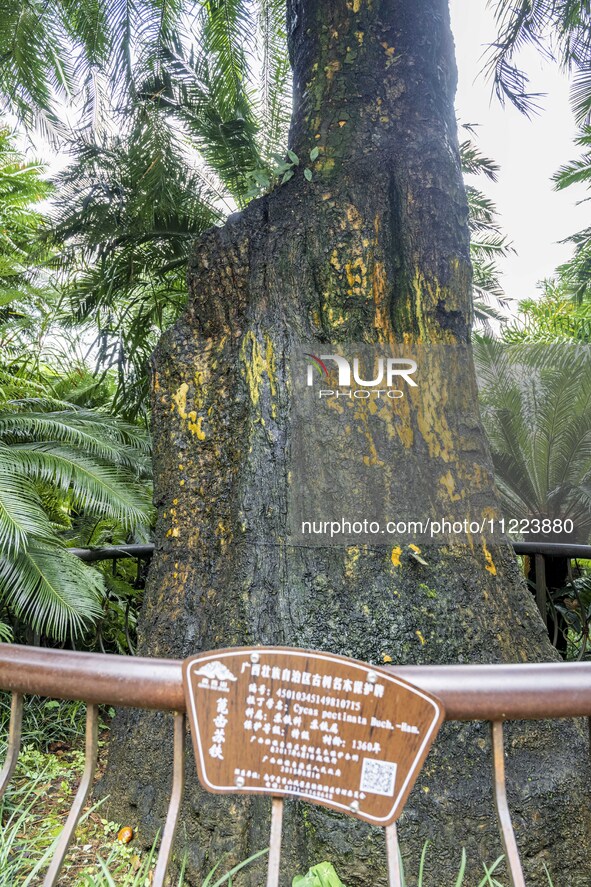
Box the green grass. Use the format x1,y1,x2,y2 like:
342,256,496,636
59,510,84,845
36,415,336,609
0,738,269,885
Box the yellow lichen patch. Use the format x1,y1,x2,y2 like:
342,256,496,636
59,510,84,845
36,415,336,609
345,204,362,227
416,629,426,646
390,397,414,449
265,335,277,414
172,382,189,420
483,542,497,575
240,331,277,412
187,410,206,440
344,546,361,579
153,372,160,392
344,257,367,291
391,546,402,567
383,654,392,663
361,426,383,468
355,30,364,44
382,41,396,69
330,249,342,272
372,259,393,341
439,470,462,502
414,370,454,462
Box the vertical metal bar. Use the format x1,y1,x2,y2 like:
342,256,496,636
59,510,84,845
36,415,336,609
490,721,526,887
0,692,23,801
385,823,402,887
153,712,186,887
266,797,284,887
535,553,547,626
43,703,99,887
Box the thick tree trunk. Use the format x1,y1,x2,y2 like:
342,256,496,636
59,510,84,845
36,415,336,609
100,1,591,884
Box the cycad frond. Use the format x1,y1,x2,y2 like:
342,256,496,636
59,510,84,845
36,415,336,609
0,540,104,640
486,0,591,119
9,444,152,529
256,0,291,160
0,406,150,467
461,135,514,330
0,466,54,554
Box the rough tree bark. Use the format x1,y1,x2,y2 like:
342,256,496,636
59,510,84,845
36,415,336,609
101,1,591,884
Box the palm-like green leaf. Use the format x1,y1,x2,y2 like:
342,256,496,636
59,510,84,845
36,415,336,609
487,0,591,120
256,0,291,160
0,465,54,554
502,280,591,343
0,540,104,640
460,135,514,331
9,445,150,529
0,132,153,642
0,406,149,468
0,129,52,304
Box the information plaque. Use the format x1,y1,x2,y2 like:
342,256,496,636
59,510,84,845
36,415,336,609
183,647,444,826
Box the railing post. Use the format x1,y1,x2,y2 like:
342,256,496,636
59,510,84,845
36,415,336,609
385,822,403,887
153,712,186,887
535,553,547,627
490,721,526,887
43,703,99,887
0,692,23,801
266,797,284,887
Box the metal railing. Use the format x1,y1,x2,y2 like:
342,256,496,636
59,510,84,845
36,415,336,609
1,645,591,886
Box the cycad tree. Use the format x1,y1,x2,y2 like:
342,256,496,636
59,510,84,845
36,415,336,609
475,337,591,539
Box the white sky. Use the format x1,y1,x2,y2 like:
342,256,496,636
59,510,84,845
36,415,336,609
450,0,588,304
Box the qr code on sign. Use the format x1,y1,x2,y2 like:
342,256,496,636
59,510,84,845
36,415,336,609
360,758,397,797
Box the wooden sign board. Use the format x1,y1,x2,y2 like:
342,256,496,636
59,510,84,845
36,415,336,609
182,647,444,827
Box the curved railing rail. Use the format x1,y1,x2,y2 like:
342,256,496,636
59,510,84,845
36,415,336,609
1,644,591,887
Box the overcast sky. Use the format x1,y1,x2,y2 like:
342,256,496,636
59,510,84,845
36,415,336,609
449,0,588,305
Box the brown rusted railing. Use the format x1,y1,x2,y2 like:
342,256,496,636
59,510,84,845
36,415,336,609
1,645,591,886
